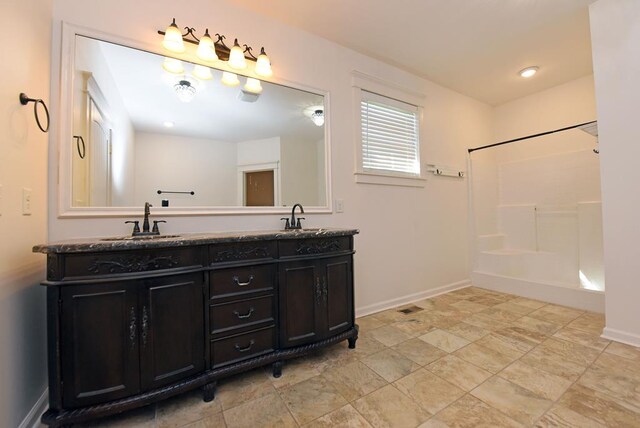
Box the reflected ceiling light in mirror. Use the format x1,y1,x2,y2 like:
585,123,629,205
228,39,247,70
162,57,184,74
519,66,539,78
193,64,213,80
243,78,262,94
163,121,174,128
221,72,240,87
162,19,186,53
174,78,197,102
196,29,218,62
304,105,325,127
158,19,271,77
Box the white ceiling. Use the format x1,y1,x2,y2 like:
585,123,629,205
226,0,596,106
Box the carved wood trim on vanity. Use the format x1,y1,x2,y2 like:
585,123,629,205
34,229,358,427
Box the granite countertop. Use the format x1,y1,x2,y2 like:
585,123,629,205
33,228,359,254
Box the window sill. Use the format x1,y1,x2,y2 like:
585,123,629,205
354,172,426,188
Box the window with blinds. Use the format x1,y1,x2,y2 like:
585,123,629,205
360,90,420,176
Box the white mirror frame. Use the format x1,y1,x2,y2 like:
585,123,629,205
57,22,332,217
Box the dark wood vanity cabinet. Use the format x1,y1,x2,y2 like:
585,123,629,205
36,230,358,427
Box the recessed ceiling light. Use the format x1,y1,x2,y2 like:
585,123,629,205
163,121,174,128
519,66,539,78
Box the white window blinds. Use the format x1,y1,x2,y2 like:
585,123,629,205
360,90,420,176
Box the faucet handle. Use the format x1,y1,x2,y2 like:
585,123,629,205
125,220,140,234
296,218,305,229
280,218,291,230
152,220,166,234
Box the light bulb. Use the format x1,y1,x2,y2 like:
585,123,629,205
162,57,184,74
174,79,196,102
255,48,273,77
162,18,185,53
243,78,262,94
228,39,247,70
196,29,218,62
519,66,539,78
221,72,240,87
311,109,324,127
193,64,213,80
163,121,174,128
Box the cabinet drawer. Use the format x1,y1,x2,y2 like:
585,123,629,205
63,247,203,279
279,237,351,258
210,264,275,299
209,241,277,265
211,327,275,369
210,295,274,336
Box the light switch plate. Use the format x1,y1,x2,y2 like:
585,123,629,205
335,199,344,213
22,188,32,215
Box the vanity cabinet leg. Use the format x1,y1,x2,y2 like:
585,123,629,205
348,336,358,349
203,381,217,402
272,361,283,378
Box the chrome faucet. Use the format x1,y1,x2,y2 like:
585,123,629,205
125,202,165,236
281,203,305,230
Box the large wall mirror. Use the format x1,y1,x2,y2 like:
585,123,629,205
61,29,329,215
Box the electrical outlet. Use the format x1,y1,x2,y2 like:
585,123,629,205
22,188,32,215
335,199,344,213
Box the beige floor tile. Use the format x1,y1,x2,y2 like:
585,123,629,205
304,404,372,428
511,316,562,336
558,384,640,428
183,413,227,428
280,376,348,425
312,342,360,371
419,329,470,353
567,312,605,335
392,338,447,366
445,322,490,342
475,333,526,359
499,360,573,401
478,308,521,323
537,337,602,366
394,369,465,414
414,298,455,311
418,417,451,427
529,305,583,325
350,335,387,359
510,297,547,310
357,315,387,331
391,317,437,336
454,343,517,374
79,405,156,428
471,376,553,425
465,295,506,306
535,404,605,428
223,392,297,428
269,355,323,389
463,313,511,331
361,348,421,382
434,394,522,428
520,346,588,381
216,368,274,410
605,341,640,361
430,294,465,305
492,327,546,352
353,385,432,428
492,301,535,316
447,287,483,299
371,308,410,324
426,355,492,391
450,300,490,313
367,324,416,346
157,390,223,428
322,360,388,401
553,327,610,351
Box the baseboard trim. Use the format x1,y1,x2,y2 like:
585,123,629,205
19,388,48,428
355,280,471,318
602,327,640,347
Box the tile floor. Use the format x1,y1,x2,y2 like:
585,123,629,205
73,287,640,427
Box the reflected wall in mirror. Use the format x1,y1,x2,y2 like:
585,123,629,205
71,35,327,208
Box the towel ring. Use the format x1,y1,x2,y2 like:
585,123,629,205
73,136,86,159
19,93,50,133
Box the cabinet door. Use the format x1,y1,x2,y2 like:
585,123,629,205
140,273,205,390
279,260,322,347
61,282,140,408
321,255,354,336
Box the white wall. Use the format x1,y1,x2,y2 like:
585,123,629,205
280,136,320,206
590,0,640,345
48,0,492,316
134,131,237,207
0,0,51,426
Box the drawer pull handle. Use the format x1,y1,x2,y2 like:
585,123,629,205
233,307,255,319
234,340,255,353
233,275,254,287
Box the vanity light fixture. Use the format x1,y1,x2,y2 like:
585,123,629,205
162,57,184,74
243,77,262,94
221,71,240,87
193,64,213,80
174,78,197,102
519,66,539,78
158,18,273,77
